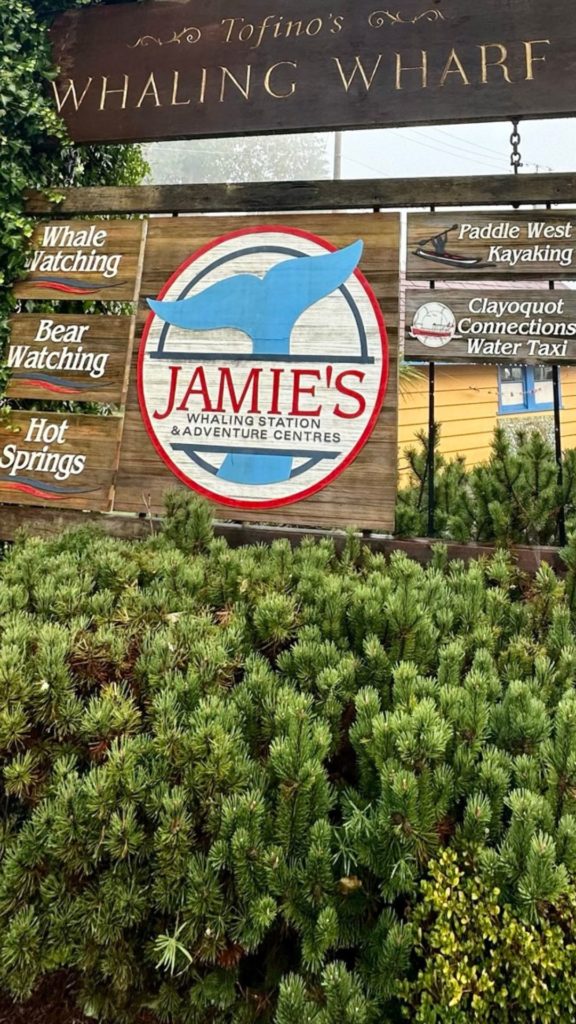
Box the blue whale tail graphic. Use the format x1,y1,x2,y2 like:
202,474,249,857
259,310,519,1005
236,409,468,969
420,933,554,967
148,241,364,486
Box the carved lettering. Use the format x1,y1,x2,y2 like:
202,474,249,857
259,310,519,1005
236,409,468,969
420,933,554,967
136,72,162,108
395,50,428,89
171,70,191,106
219,65,252,102
439,49,471,86
524,39,550,80
52,78,93,112
264,62,298,98
99,75,129,111
333,55,383,92
479,43,512,83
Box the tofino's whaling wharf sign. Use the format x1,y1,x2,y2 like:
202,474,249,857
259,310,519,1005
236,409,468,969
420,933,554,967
49,0,576,144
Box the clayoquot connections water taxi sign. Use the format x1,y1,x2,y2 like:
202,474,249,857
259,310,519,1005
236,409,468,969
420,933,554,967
138,226,389,509
405,291,576,365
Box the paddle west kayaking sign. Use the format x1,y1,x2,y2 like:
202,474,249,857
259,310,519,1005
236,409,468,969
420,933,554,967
138,226,389,509
407,212,576,280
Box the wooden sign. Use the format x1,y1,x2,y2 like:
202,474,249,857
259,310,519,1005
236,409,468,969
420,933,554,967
50,0,575,144
0,413,121,511
6,315,134,403
138,226,388,511
115,213,399,531
405,289,576,364
407,212,576,280
14,221,146,300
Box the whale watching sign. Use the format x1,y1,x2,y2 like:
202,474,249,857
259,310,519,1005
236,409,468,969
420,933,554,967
49,0,576,144
138,226,389,510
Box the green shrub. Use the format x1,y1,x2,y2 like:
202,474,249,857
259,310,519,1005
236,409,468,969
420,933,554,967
1,499,576,1021
402,848,576,1023
396,426,576,545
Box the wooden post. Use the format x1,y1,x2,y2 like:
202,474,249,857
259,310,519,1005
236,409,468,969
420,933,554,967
427,362,436,538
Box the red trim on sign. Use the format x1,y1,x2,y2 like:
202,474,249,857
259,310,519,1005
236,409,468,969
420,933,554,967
0,483,64,500
17,381,76,394
411,328,453,339
137,225,389,511
31,282,101,295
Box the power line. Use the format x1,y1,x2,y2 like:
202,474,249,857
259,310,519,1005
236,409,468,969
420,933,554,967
432,125,514,160
423,126,556,173
394,128,511,170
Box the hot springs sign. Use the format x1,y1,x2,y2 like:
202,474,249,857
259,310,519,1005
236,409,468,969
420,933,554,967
138,227,389,509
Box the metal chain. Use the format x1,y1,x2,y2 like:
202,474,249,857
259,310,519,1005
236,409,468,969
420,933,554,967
510,119,523,175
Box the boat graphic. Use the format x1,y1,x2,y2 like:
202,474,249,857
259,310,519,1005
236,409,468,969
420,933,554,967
413,225,492,270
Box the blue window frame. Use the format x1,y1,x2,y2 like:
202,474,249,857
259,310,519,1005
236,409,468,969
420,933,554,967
498,365,558,414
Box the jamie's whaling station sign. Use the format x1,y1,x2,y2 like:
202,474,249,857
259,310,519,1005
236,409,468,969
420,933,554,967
50,0,576,143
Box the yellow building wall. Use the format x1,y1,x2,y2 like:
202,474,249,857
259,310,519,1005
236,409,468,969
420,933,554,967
398,365,576,477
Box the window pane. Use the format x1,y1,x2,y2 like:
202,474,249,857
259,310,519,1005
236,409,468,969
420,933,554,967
533,366,554,383
532,366,555,406
500,366,526,409
501,380,525,408
502,367,524,383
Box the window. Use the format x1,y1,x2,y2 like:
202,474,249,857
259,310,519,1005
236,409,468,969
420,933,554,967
498,366,557,414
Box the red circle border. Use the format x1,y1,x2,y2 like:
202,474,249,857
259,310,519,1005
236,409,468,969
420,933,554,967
137,225,390,511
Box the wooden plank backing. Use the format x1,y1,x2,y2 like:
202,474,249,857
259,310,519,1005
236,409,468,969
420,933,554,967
407,211,576,280
0,504,563,575
24,174,576,216
14,220,146,301
114,213,399,531
0,413,122,512
6,315,135,403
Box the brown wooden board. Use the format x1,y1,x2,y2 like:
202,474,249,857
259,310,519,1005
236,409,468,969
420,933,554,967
114,213,399,531
0,413,122,511
13,221,146,301
6,315,135,403
50,0,576,144
407,211,576,280
405,289,576,364
23,174,576,216
0,505,564,574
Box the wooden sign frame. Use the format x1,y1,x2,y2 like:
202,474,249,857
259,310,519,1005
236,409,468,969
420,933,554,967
2,171,576,543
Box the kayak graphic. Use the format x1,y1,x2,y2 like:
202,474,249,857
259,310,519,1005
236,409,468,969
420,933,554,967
413,225,492,270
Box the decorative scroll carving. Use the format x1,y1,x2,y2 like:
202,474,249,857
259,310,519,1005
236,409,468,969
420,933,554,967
369,9,446,27
128,27,201,48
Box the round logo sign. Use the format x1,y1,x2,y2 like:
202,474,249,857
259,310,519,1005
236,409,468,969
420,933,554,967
138,226,389,510
410,301,456,349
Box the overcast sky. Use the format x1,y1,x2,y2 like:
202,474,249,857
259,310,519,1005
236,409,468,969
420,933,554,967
147,116,576,183
336,118,573,179
335,118,576,178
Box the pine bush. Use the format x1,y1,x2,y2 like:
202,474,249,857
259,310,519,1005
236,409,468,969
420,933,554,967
396,426,576,545
0,498,576,1021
